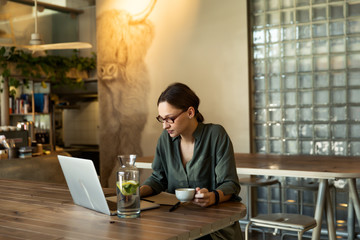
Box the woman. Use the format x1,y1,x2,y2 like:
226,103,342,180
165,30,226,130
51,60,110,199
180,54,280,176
140,82,242,239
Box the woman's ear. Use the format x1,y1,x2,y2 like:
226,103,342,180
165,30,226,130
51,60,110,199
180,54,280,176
188,107,196,119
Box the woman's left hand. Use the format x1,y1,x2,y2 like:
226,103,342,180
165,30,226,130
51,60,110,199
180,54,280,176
192,187,215,207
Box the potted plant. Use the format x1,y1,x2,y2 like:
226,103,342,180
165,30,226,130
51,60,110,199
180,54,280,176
0,46,96,95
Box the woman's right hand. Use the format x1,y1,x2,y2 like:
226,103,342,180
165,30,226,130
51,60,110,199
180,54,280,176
193,187,214,207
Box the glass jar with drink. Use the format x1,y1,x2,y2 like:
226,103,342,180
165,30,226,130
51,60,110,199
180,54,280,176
116,154,140,218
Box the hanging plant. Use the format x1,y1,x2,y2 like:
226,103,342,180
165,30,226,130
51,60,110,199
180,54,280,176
0,46,97,95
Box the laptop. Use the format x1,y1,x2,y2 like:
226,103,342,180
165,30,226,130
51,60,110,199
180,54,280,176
58,155,159,216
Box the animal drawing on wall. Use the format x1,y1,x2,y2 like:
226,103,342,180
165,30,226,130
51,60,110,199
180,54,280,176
97,0,156,187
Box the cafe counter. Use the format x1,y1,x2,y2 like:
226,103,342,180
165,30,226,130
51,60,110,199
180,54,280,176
0,152,69,184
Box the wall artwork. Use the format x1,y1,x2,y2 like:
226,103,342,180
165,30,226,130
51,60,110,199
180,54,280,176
97,0,156,186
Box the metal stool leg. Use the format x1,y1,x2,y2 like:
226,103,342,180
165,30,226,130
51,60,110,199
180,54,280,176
245,185,266,240
247,185,252,219
240,177,282,240
348,197,355,240
278,181,282,213
297,231,303,240
245,221,252,240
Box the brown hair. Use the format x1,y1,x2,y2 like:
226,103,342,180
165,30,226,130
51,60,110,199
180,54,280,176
157,83,204,123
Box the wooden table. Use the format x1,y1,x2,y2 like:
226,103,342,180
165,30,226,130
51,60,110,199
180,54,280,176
137,153,360,240
0,178,246,240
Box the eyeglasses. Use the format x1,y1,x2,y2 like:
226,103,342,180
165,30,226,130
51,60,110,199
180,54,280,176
156,110,186,124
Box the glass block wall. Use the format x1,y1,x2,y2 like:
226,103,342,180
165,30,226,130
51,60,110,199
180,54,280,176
248,0,360,236
250,0,360,156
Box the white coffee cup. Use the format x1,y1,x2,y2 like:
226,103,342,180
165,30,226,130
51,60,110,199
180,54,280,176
175,188,195,202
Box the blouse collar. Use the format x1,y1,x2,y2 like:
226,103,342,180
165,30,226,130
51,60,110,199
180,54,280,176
171,122,204,142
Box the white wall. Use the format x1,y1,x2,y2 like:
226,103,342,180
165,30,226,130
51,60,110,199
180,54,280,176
141,0,250,155
96,0,250,156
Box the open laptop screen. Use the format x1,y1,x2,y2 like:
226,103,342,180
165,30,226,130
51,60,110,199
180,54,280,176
58,155,159,216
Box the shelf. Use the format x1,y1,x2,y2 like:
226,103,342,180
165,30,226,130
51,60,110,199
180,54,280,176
10,113,50,116
8,0,85,15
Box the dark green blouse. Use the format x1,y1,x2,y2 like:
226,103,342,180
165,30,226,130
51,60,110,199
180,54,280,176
143,122,240,199
143,123,243,239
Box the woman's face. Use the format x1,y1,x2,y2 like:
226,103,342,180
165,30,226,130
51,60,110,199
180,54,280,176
157,102,189,137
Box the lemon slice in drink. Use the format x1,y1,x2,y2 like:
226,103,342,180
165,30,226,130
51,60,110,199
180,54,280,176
117,180,139,196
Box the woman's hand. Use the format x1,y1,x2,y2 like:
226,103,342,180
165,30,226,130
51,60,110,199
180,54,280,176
193,187,232,207
192,187,215,207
